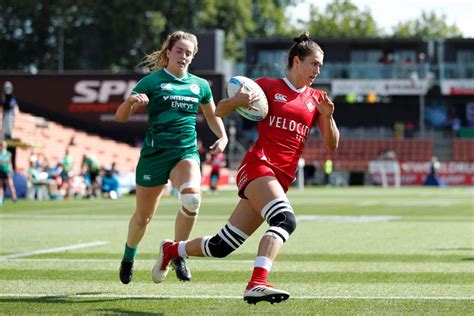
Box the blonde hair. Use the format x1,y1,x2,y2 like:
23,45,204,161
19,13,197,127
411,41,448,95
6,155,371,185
142,31,198,72
288,31,324,69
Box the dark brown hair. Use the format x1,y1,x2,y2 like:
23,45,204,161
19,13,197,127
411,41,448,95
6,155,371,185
287,31,324,69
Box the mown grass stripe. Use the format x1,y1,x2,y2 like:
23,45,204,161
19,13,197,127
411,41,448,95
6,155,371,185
0,293,472,301
3,252,468,263
1,270,472,284
2,259,473,273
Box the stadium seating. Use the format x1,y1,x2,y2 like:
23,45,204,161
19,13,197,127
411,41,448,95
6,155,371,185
13,111,140,175
302,138,433,171
452,139,474,161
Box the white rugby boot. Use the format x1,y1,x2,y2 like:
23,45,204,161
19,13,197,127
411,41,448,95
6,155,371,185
152,239,175,283
243,284,290,304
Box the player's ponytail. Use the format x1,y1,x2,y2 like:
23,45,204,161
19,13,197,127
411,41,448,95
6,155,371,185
288,31,323,69
141,31,198,72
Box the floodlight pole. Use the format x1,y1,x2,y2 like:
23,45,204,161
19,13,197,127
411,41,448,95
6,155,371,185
412,70,432,138
419,93,425,137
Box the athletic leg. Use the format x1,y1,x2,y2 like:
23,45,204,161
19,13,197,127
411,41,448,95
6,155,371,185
242,176,296,304
120,184,164,284
152,198,263,283
168,158,202,281
6,176,16,201
170,158,202,240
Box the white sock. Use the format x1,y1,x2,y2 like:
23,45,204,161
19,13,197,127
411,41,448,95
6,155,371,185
254,256,273,271
178,241,188,257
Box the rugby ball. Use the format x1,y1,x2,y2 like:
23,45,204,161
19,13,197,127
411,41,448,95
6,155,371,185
226,76,268,121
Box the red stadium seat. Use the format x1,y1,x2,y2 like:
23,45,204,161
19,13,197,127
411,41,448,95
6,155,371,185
14,111,141,174
302,138,434,171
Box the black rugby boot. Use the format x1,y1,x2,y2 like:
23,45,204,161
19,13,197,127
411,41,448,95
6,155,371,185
171,257,192,281
119,260,134,284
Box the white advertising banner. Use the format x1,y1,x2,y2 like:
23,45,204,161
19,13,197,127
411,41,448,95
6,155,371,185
440,79,474,95
332,79,427,95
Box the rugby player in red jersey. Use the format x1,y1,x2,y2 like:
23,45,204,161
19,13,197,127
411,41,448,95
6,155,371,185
152,31,340,304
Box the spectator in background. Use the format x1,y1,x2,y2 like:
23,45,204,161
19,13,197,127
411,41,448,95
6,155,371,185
26,160,44,200
323,156,333,185
46,161,63,200
197,138,207,174
0,140,17,204
101,166,120,199
424,156,443,186
378,50,393,64
417,52,427,77
1,81,19,140
82,153,100,198
60,148,73,198
208,152,226,192
451,116,461,137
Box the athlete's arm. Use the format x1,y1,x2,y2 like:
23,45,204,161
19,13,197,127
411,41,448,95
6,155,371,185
215,85,259,117
315,92,339,151
201,100,228,154
115,93,149,123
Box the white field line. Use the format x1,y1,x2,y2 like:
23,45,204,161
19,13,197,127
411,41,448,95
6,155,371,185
296,215,400,223
2,258,252,263
0,293,472,301
0,241,109,261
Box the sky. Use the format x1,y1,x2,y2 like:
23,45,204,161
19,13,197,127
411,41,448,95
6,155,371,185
288,0,474,37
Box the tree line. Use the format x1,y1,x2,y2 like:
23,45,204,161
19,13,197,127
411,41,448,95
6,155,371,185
0,0,463,71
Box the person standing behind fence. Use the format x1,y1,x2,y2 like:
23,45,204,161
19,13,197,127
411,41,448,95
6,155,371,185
209,152,226,192
1,82,19,140
115,30,228,285
323,156,333,185
0,140,17,205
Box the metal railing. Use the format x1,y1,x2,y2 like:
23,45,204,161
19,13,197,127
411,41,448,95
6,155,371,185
242,62,474,80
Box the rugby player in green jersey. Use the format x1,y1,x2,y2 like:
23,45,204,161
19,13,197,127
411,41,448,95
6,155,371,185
0,140,17,205
115,31,228,284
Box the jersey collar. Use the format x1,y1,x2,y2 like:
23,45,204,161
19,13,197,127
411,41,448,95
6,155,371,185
164,67,189,80
283,77,307,93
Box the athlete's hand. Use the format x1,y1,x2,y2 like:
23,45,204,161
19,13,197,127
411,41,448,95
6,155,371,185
313,92,334,117
128,93,149,108
233,84,260,111
208,137,228,155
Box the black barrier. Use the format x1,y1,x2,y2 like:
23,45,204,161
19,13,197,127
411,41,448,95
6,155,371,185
0,72,225,146
349,171,366,185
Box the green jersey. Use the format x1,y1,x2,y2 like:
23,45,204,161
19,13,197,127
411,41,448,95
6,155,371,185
0,150,11,173
133,69,213,149
84,156,99,172
62,155,73,172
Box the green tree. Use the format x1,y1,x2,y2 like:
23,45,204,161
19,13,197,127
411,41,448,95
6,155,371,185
0,0,164,71
305,0,382,38
392,11,463,39
197,0,297,60
0,0,297,70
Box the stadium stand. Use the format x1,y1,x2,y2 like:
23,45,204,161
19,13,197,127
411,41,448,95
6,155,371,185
13,111,140,175
452,139,474,161
302,138,433,171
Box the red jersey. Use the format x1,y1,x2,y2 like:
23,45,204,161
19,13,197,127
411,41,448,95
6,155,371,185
249,77,322,180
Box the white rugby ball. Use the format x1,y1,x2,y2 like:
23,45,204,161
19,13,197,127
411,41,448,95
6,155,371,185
226,76,268,121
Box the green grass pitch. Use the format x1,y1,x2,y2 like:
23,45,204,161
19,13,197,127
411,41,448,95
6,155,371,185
0,187,473,314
